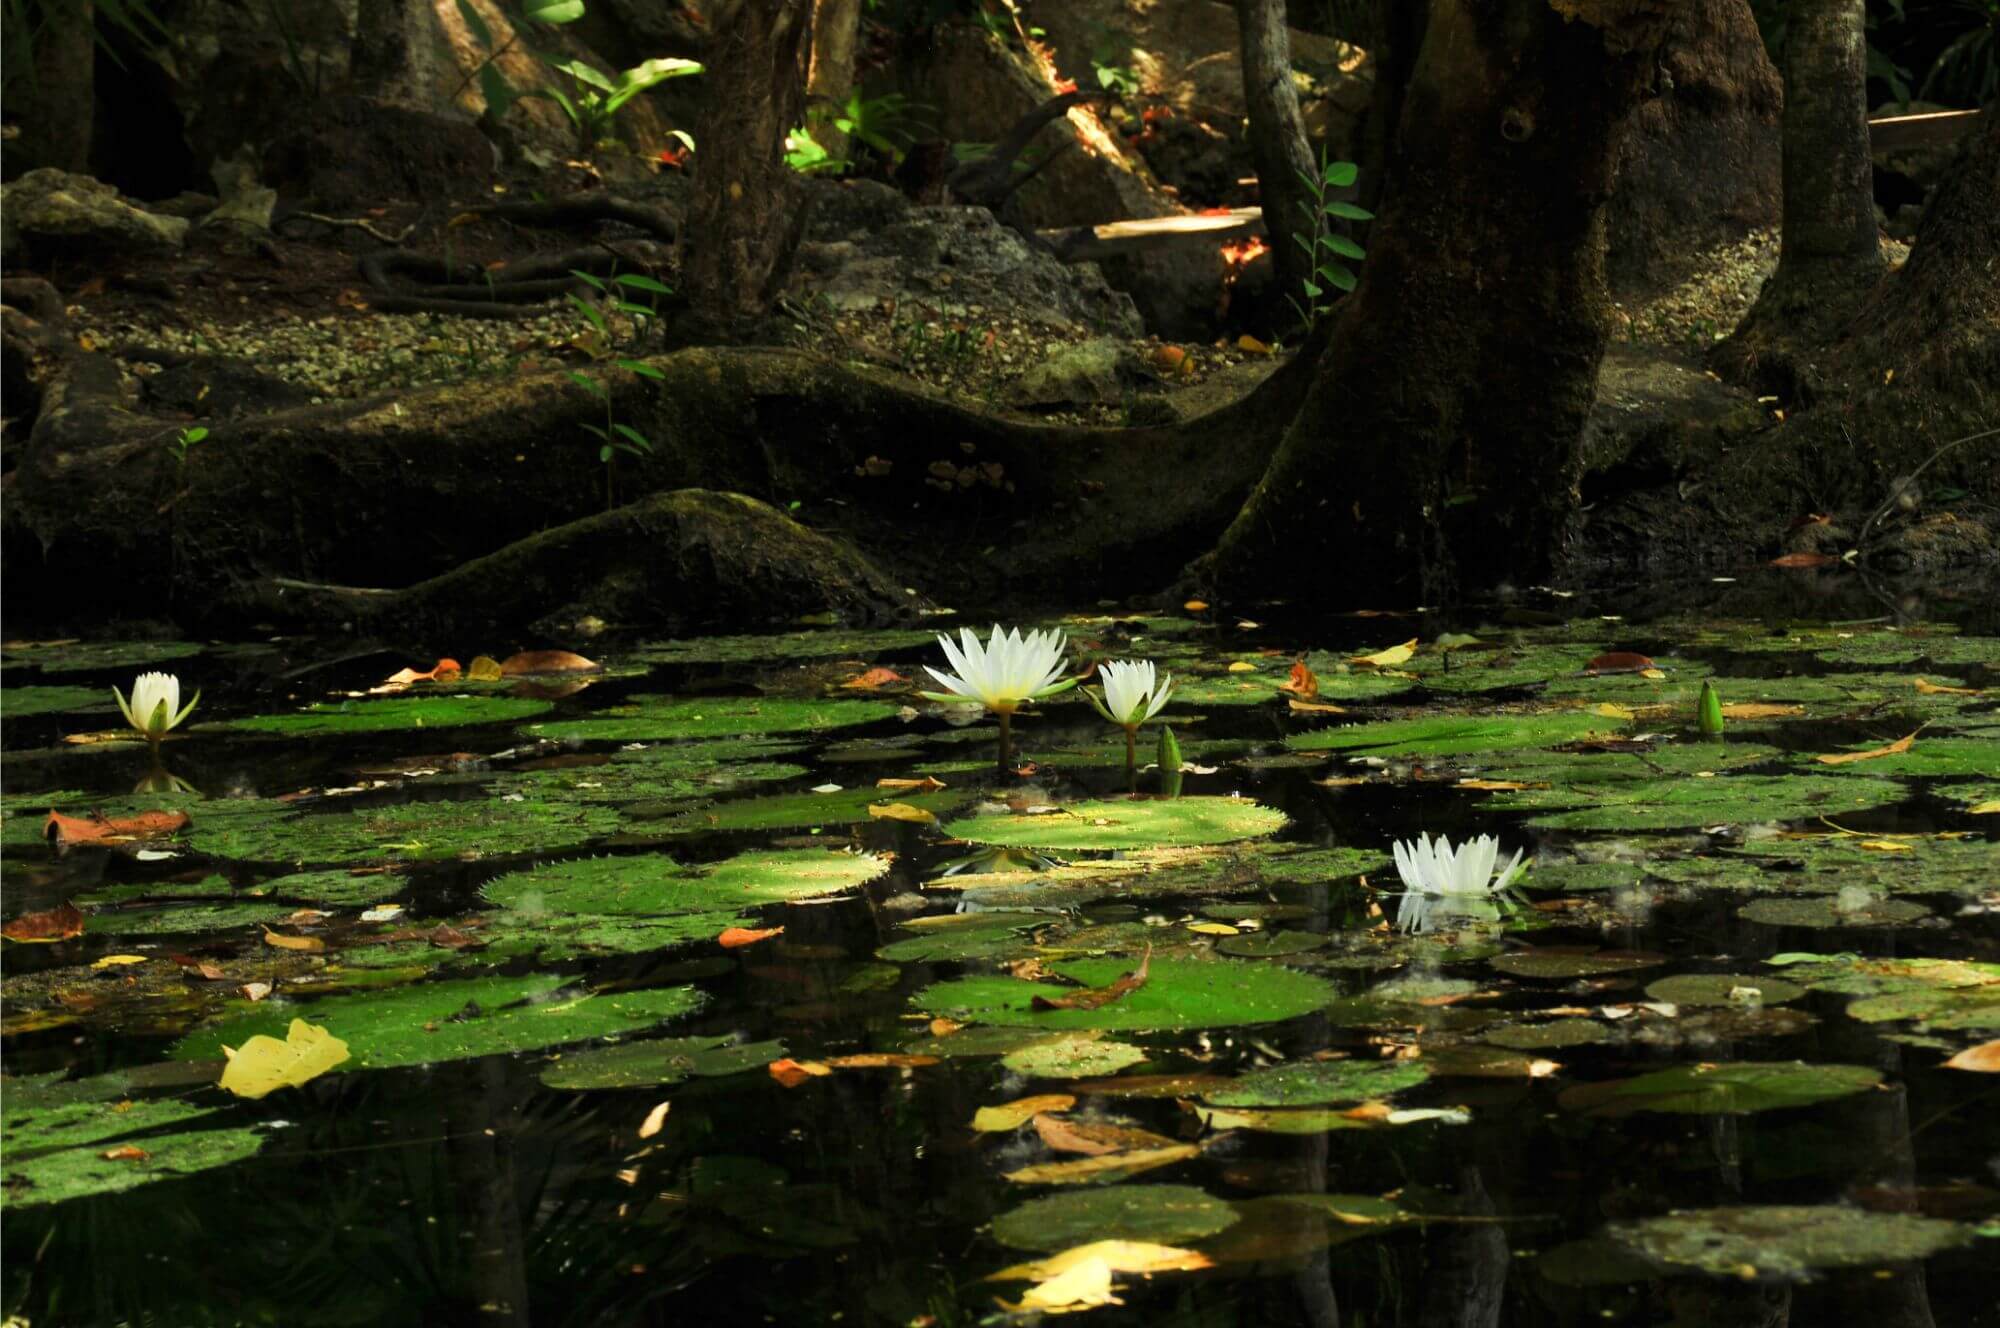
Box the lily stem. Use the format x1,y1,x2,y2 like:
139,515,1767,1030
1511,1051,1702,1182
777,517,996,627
1123,726,1138,781
997,710,1013,775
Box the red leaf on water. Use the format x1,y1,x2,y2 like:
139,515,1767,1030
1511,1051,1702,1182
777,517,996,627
44,810,189,848
1583,652,1654,675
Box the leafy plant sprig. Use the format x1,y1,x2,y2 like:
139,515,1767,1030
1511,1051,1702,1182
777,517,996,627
1288,150,1372,329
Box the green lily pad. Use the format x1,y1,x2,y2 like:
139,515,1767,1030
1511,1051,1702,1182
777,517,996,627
1517,861,1645,893
1559,1061,1879,1117
989,1184,1239,1252
626,628,938,665
877,913,1046,962
186,796,624,867
1941,782,2000,813
3,1125,263,1209
1287,710,1619,757
640,784,967,834
1846,985,2000,1031
0,640,205,675
484,848,888,916
940,797,1287,851
1,1070,263,1209
1482,1018,1615,1050
1738,895,1931,928
172,974,705,1069
1491,774,1906,831
527,695,902,743
218,695,554,735
257,870,408,907
84,901,291,936
539,1035,787,1090
1216,930,1329,958
914,956,1335,1031
0,686,118,718
1402,644,1605,693
1799,735,1999,777
1474,742,1783,791
1645,973,1805,1006
1001,1036,1147,1078
1204,1058,1429,1107
1716,835,1999,897
1489,948,1666,980
900,1026,1077,1058
1606,1205,1972,1281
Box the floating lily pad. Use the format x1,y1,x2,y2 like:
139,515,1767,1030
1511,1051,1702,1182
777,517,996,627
1216,930,1329,958
0,686,118,719
900,1026,1077,1058
1474,742,1782,791
1204,1058,1429,1107
172,974,705,1070
1001,1036,1147,1078
1187,1103,1385,1133
257,870,408,907
1490,948,1665,980
1645,973,1804,1006
84,901,290,936
1287,710,1619,757
186,796,624,867
915,956,1335,1031
484,849,887,916
1482,1019,1615,1050
540,1035,787,1090
1491,774,1906,831
626,629,938,665
0,640,206,675
1402,644,1605,693
219,695,554,735
877,913,1046,962
1606,1205,1972,1281
1559,1061,1879,1116
1716,835,1999,897
1846,984,2000,1031
1517,861,1645,894
988,1184,1239,1252
3,1124,263,1209
1738,895,1931,928
1,1070,262,1209
941,797,1287,851
641,784,967,834
527,695,902,743
1798,736,1999,778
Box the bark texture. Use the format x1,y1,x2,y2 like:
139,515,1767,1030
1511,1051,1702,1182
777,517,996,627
806,0,863,156
1235,0,1319,307
5,1,96,176
1189,0,1674,606
1713,0,1884,388
681,0,813,340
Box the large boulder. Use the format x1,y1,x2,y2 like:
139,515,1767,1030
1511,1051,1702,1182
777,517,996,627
260,96,495,210
0,169,189,264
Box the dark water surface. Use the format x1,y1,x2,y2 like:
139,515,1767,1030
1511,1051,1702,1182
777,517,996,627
3,581,1997,1327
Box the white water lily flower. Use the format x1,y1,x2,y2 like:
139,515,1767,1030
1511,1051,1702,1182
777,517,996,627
1085,659,1174,727
1391,832,1525,933
919,625,1075,714
113,671,200,743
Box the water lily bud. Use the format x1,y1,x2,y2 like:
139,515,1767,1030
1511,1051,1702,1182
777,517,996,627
1697,679,1725,738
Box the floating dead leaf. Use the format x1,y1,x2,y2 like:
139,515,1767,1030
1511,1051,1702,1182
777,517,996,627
1583,652,1654,675
1722,702,1807,719
380,658,462,687
465,655,504,681
1187,922,1239,936
44,809,190,848
988,1240,1213,1283
1236,334,1273,355
1969,800,2000,815
240,982,274,1001
1034,1114,1180,1156
1943,1041,2000,1073
262,927,325,953
877,776,946,792
1770,551,1840,568
427,924,484,950
176,958,227,981
767,1058,832,1088
91,954,148,969
1003,1144,1200,1186
1226,661,1257,673
868,802,937,825
1181,599,1208,613
840,666,906,690
718,925,784,949
972,1094,1077,1132
1457,779,1534,791
1815,731,1919,765
1289,698,1348,714
2,900,85,943
638,1100,671,1138
219,1018,350,1099
1914,678,1978,696
100,1145,150,1162
821,1053,940,1070
1031,947,1151,1012
500,649,598,675
1349,639,1418,668
1000,1256,1122,1312
929,1017,964,1037
1858,839,1915,852
1277,659,1319,699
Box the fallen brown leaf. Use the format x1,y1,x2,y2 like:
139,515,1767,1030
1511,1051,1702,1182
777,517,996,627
262,927,325,953
1815,731,1919,765
718,925,784,949
2,900,85,943
1770,551,1840,568
840,666,906,690
1942,1040,2000,1073
1583,652,1654,674
820,1053,940,1070
1031,946,1151,1011
500,650,598,675
767,1058,832,1088
44,809,190,848
1033,1114,1179,1157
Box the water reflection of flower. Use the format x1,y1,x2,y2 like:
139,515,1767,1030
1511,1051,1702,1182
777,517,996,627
1392,832,1525,933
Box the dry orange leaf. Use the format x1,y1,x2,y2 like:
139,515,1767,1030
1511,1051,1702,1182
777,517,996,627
1770,551,1840,568
1942,1040,2000,1073
1236,334,1273,355
262,927,325,952
1277,658,1319,700
868,802,936,824
972,1094,1076,1132
2,900,85,944
44,809,189,848
1457,779,1534,791
820,1053,941,1070
100,1146,150,1162
1914,678,1978,696
381,658,461,687
1001,1144,1200,1186
768,1058,833,1088
1583,652,1654,674
500,650,599,675
718,925,784,949
1815,731,1919,765
1288,699,1348,714
877,776,946,792
1033,1114,1179,1157
1181,599,1208,613
1722,702,1807,719
1349,639,1418,668
840,667,906,690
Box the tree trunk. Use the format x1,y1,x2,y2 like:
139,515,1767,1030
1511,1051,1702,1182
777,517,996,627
1357,0,1426,216
1713,0,1883,390
7,0,96,176
680,0,813,341
806,0,862,156
1235,0,1319,311
1189,0,1674,607
349,0,447,106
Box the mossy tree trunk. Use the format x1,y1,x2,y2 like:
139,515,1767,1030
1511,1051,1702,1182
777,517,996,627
1236,0,1319,310
1713,0,1883,389
1189,0,1674,607
680,0,813,341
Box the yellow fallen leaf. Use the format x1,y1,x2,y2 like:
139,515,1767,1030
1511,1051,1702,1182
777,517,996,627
1942,1040,2000,1072
876,776,946,791
638,1100,671,1138
1226,661,1258,673
1858,839,1915,852
1815,731,1919,765
1288,699,1347,714
466,655,504,681
90,954,148,969
263,927,325,952
868,801,937,824
1457,779,1535,791
1001,1256,1122,1312
1721,702,1807,719
1182,599,1208,613
1593,702,1636,720
1969,800,2000,815
1348,639,1418,668
1002,1144,1200,1186
218,1018,350,1099
988,1240,1213,1283
1914,678,1978,696
972,1093,1075,1132
1638,668,1667,680
1187,922,1238,936
1236,334,1272,355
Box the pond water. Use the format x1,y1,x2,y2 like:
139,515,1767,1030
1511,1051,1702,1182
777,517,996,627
2,586,1997,1327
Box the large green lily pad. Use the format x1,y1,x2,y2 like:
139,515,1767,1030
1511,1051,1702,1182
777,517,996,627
1797,736,1999,778
172,974,705,1069
218,695,554,735
1559,1061,1879,1117
1645,973,1805,1006
186,795,624,866
1715,836,2000,897
1737,895,1931,928
1,686,119,719
1287,710,1619,757
1204,1058,1429,1107
539,1035,787,1090
639,784,968,834
526,695,901,742
1606,1205,1972,1281
914,956,1335,1031
626,628,938,665
940,797,1287,850
1489,774,1906,831
1001,1036,1147,1078
1,1070,262,1209
484,848,888,915
989,1184,1239,1252
1489,948,1666,980
0,640,206,674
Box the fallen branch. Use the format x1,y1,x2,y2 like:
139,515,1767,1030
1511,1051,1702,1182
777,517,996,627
1853,424,2000,554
